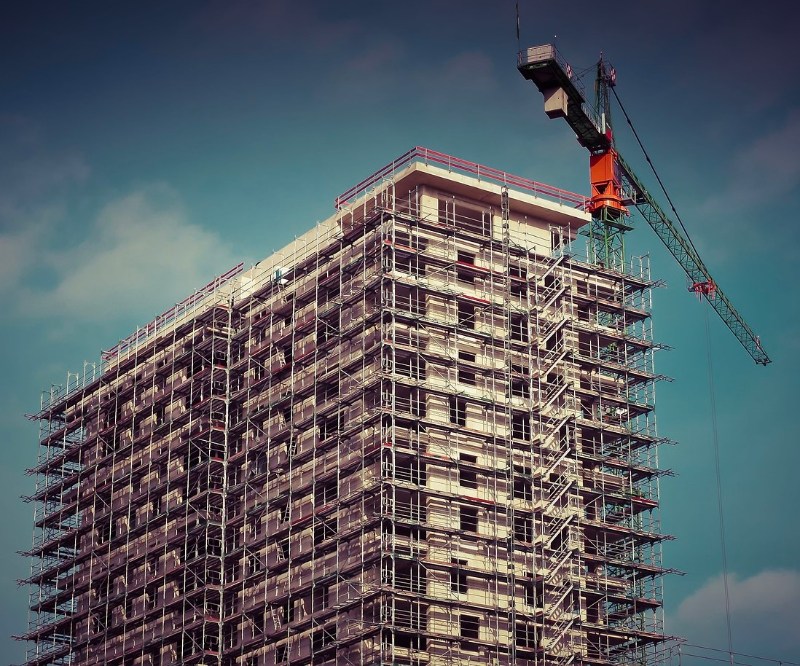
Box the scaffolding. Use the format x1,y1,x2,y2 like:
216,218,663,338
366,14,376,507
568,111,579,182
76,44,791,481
20,148,671,666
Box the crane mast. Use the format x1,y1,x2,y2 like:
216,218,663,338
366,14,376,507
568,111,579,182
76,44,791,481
517,44,771,366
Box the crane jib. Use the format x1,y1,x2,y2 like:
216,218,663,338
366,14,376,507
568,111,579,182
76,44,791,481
617,155,771,366
517,43,771,366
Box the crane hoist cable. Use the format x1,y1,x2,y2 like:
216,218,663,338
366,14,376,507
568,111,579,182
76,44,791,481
617,82,738,659
704,310,735,663
610,86,702,262
614,79,737,660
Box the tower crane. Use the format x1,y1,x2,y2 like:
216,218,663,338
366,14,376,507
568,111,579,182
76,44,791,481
518,44,770,365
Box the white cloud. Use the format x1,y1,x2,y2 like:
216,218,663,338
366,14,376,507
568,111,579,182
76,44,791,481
738,113,800,200
670,569,800,659
0,120,241,326
0,219,49,286
683,111,800,265
16,185,240,322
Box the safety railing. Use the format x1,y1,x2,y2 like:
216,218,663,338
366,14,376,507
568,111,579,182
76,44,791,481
335,146,589,210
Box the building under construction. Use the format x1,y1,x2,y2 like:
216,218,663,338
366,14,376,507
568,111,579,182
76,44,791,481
21,147,669,666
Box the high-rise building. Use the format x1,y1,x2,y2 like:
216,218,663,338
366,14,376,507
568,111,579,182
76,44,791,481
21,147,668,666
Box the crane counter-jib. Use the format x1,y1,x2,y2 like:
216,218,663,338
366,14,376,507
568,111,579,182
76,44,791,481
517,44,608,152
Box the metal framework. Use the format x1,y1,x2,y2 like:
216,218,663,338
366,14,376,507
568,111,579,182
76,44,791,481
517,44,770,366
20,149,672,666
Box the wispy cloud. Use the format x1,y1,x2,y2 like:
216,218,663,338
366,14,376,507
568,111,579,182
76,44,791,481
11,185,239,322
670,569,800,659
684,110,800,264
700,111,800,213
0,118,239,325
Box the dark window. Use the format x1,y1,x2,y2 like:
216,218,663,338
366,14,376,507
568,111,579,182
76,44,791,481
459,208,491,236
312,626,336,651
516,622,538,649
397,387,426,417
459,351,476,363
317,316,338,344
458,367,476,385
280,597,294,622
317,380,339,404
510,315,528,342
396,286,425,314
277,539,290,560
513,466,533,501
312,584,329,612
253,362,266,382
222,623,236,650
396,456,427,485
512,413,531,441
394,230,424,251
145,585,158,610
247,554,262,575
458,352,475,386
457,268,474,285
394,561,426,593
544,274,559,289
396,354,425,379
314,517,337,546
511,378,530,398
524,578,544,608
396,253,424,276
509,265,527,296
318,283,340,306
460,614,480,640
410,388,426,417
524,581,536,607
318,414,339,441
459,453,478,489
457,301,475,329
457,351,477,385
449,397,467,427
460,506,478,532
249,451,268,477
546,327,563,352
514,514,534,543
275,644,287,664
315,479,339,506
450,559,468,594
96,520,116,545
457,250,475,264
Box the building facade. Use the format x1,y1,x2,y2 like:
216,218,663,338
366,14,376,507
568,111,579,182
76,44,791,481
22,148,668,666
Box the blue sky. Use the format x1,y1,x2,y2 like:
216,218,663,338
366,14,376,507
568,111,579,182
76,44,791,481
2,1,798,663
